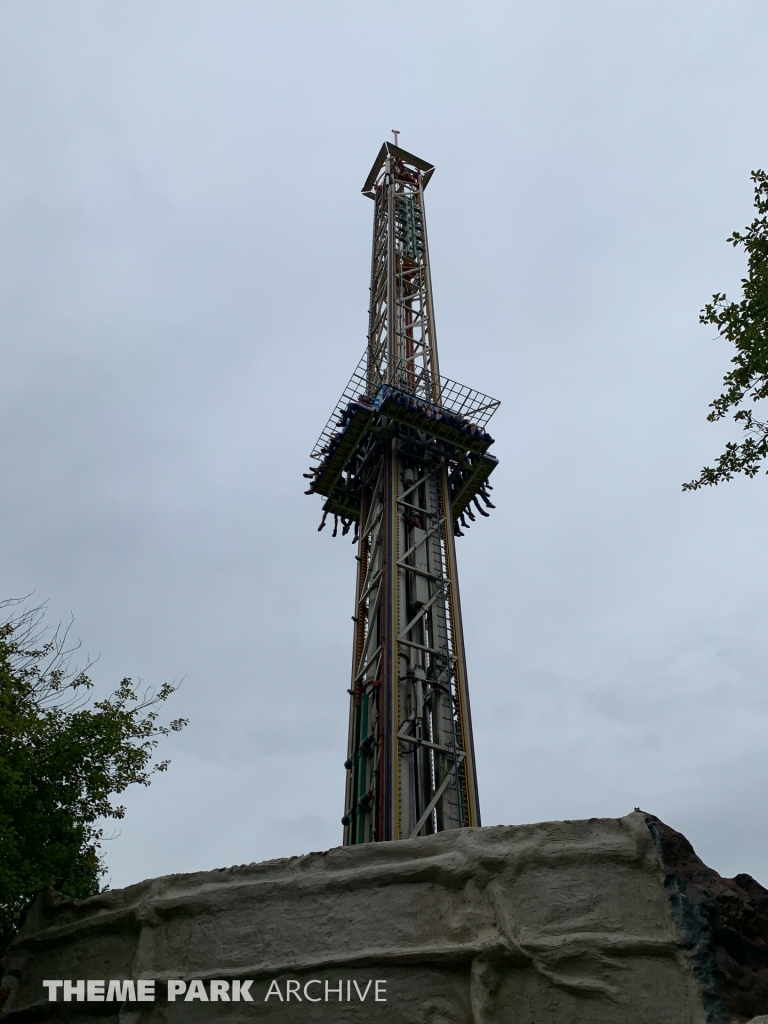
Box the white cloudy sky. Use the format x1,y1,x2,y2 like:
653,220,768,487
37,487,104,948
3,0,768,889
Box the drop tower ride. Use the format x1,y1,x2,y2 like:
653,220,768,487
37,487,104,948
305,141,500,845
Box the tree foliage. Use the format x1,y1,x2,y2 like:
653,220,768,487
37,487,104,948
0,603,187,951
685,170,768,489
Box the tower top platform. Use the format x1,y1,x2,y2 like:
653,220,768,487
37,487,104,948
362,142,435,198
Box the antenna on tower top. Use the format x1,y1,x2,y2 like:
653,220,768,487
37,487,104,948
392,129,400,146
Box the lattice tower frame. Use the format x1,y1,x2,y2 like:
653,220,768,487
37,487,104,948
343,144,480,843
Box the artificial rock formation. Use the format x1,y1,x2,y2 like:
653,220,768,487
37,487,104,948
2,811,767,1023
643,813,768,1023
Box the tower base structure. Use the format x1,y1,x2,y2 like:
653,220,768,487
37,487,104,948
5,812,768,1023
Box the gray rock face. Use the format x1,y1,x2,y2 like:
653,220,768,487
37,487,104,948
0,813,711,1022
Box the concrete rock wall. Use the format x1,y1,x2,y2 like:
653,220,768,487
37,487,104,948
0,813,716,1023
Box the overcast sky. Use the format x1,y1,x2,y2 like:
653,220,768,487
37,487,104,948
3,0,768,890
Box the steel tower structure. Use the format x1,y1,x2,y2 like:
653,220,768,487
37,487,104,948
305,141,500,845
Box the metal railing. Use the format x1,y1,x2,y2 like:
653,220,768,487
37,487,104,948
310,351,500,461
